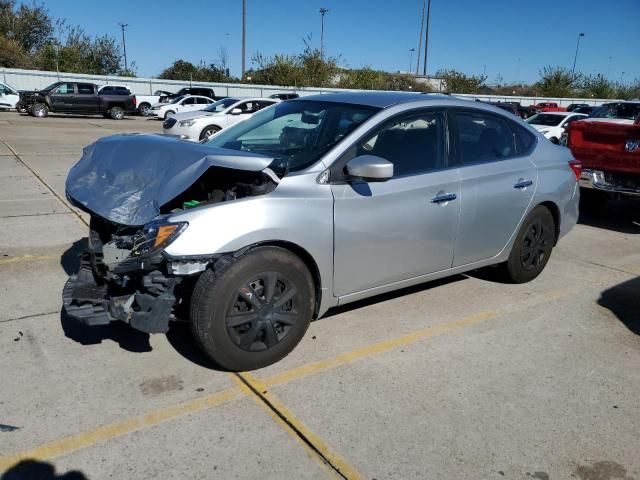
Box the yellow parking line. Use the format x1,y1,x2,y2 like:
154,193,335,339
0,255,58,266
233,373,361,480
264,310,498,388
0,387,241,471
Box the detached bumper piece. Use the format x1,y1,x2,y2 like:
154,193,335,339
63,260,178,334
580,169,640,197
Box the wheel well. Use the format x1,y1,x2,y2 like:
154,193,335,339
539,201,561,245
240,241,323,319
107,102,125,110
138,102,150,107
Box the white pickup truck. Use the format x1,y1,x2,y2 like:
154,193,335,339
0,81,20,110
98,85,163,116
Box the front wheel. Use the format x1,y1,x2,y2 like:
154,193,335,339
31,103,48,118
109,106,125,120
138,103,151,116
190,247,315,371
164,110,175,120
499,205,556,283
199,125,221,140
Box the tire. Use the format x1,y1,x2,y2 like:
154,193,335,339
109,106,125,120
31,103,48,118
499,205,556,284
164,110,175,120
138,103,151,116
190,247,315,371
199,125,221,140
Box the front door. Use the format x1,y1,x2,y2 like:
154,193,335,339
332,110,461,297
450,109,537,267
49,83,75,111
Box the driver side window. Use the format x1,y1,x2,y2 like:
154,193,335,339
53,84,75,94
355,111,446,177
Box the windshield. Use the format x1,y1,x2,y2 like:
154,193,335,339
590,103,640,120
526,114,564,126
41,82,60,91
170,95,186,104
203,98,239,113
205,100,379,172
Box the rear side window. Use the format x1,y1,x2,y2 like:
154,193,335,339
357,111,446,177
77,84,94,95
182,97,196,105
453,111,516,165
514,125,536,155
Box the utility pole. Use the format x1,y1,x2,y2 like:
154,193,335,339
408,48,415,73
422,0,431,77
242,0,246,79
319,7,329,60
118,23,128,73
571,32,585,78
415,0,426,75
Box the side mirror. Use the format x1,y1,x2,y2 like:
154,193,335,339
346,155,393,182
230,108,242,115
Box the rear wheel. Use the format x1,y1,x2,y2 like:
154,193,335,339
499,205,556,283
31,103,48,118
199,125,221,140
190,247,314,371
109,106,125,120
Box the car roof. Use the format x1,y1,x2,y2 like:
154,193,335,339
535,111,579,116
295,91,449,108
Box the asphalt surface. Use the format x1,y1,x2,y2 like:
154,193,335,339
1,111,639,480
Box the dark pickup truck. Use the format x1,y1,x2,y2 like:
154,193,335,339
19,82,137,120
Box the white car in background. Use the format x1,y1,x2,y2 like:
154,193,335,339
149,95,215,120
526,111,588,144
0,81,20,110
162,97,279,140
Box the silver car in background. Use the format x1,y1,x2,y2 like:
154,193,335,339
64,92,580,371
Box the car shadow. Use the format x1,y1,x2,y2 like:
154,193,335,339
60,238,87,276
166,322,229,371
1,459,88,480
598,276,640,335
578,197,640,234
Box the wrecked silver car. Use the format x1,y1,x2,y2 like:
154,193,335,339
64,92,579,370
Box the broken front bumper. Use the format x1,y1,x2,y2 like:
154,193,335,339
62,257,178,334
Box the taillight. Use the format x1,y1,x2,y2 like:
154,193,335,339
568,159,581,181
132,95,137,107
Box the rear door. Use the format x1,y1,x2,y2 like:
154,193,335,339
73,83,99,113
179,96,198,113
450,109,537,267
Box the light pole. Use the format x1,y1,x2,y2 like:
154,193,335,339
571,32,585,78
422,0,431,76
408,48,415,73
54,41,60,80
242,0,246,79
118,23,128,73
319,7,329,60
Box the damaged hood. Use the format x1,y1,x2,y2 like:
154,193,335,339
66,134,274,226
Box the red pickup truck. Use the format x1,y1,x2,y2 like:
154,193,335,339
567,101,640,208
531,102,567,113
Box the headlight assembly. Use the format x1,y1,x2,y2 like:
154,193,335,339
132,220,188,256
178,119,196,127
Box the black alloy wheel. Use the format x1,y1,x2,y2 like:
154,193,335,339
519,217,554,272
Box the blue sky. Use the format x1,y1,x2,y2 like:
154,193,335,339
43,0,640,84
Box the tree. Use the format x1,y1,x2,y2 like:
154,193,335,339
0,34,31,67
159,59,233,83
535,65,579,97
0,0,53,54
580,73,615,99
436,69,487,93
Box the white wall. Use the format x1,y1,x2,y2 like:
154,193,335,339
1,67,616,107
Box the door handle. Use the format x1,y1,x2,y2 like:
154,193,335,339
513,179,533,190
430,193,457,204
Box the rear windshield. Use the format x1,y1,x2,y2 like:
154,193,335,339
591,103,640,120
526,113,564,126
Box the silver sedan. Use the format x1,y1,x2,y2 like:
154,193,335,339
64,92,580,370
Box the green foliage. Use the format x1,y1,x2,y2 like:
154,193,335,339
535,65,580,97
159,59,233,83
580,73,615,99
0,33,31,67
0,0,52,53
436,69,487,94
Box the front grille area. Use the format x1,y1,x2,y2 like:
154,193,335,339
163,117,177,129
